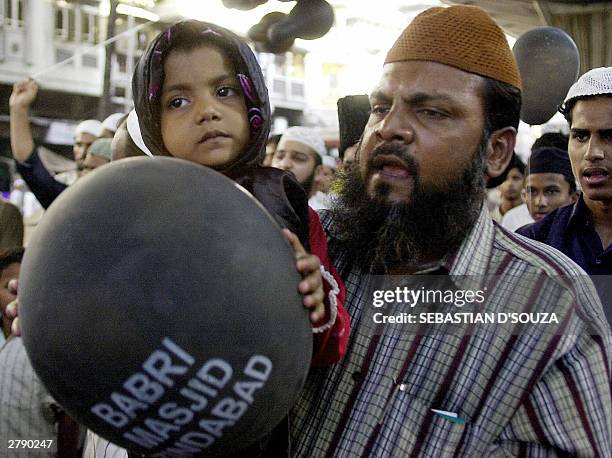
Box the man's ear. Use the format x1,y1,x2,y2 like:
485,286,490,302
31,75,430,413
484,126,517,181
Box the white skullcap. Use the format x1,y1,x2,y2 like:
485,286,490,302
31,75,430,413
102,113,125,133
564,67,612,105
280,126,326,158
321,155,337,170
75,119,104,137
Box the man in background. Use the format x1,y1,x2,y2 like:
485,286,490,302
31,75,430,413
489,154,525,221
521,146,578,223
501,132,570,231
308,155,337,210
9,79,103,208
337,95,370,174
271,126,326,197
518,67,612,325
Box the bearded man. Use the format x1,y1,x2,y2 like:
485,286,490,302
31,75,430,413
290,6,611,457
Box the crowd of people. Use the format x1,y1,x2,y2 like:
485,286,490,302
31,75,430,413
0,4,611,457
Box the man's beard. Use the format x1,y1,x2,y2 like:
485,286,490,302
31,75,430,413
330,135,488,273
302,170,316,197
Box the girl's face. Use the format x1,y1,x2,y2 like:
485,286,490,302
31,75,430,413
160,45,250,168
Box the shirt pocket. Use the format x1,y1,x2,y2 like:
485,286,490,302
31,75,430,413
393,393,472,457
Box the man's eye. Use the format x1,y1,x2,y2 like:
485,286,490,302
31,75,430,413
169,97,189,109
371,105,390,115
419,109,446,119
217,86,238,97
571,131,589,142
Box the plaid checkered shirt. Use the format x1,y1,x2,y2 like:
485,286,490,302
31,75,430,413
290,205,612,457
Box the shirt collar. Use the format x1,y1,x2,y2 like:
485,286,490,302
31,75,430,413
446,203,494,277
567,194,591,231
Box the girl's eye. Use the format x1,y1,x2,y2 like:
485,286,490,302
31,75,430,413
169,97,189,109
217,86,238,97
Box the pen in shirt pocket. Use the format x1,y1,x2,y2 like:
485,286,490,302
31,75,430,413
431,408,466,424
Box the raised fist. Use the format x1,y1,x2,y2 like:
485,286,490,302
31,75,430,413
9,78,38,110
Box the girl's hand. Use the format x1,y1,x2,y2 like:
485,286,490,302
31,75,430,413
4,279,20,336
283,229,325,324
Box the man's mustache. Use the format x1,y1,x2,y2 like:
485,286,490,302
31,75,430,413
365,142,419,177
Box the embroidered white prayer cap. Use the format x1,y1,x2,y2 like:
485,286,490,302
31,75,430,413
280,126,327,158
564,67,612,105
75,119,104,138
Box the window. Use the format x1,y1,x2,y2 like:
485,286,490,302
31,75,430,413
82,54,98,68
272,79,286,94
67,8,75,41
82,12,89,38
54,3,76,41
113,85,126,98
290,53,305,79
5,0,25,28
115,53,127,73
55,8,64,35
83,12,100,43
291,82,304,98
55,48,74,65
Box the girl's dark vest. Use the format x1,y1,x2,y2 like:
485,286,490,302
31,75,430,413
230,166,311,252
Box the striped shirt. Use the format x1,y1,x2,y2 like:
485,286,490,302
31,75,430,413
291,205,612,457
83,430,128,458
0,337,58,457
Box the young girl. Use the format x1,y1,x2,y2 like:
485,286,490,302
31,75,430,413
108,20,349,457
129,19,348,362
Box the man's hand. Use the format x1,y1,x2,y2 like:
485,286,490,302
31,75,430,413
9,78,38,111
4,279,20,336
9,79,37,162
283,229,325,324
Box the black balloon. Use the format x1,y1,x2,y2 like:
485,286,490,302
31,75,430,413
222,0,268,10
513,27,580,125
248,12,295,53
268,0,335,42
19,157,312,456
